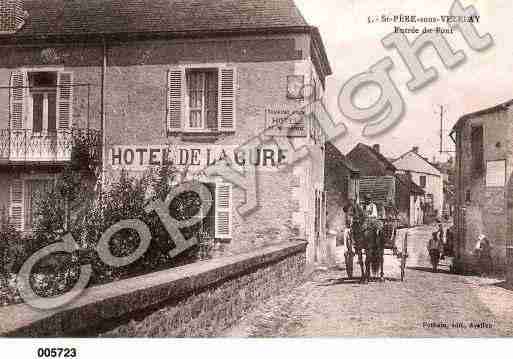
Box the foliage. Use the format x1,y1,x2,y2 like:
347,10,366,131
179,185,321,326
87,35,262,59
0,207,26,274
70,130,102,173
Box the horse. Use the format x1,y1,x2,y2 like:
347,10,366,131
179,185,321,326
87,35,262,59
350,215,385,283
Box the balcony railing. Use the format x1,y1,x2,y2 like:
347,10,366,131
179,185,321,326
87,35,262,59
0,128,102,168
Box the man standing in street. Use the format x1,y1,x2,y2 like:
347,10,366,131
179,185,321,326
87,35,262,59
475,234,493,276
437,222,446,260
427,224,444,273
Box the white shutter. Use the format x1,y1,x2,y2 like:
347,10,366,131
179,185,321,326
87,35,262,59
9,71,27,130
218,67,236,132
9,180,24,232
167,67,185,132
57,72,73,129
215,183,232,239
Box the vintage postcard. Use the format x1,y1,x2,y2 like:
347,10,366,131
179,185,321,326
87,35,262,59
0,0,512,353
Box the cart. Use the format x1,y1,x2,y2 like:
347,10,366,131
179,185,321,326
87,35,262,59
381,218,399,254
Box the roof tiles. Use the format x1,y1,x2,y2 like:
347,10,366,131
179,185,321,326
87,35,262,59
17,0,309,36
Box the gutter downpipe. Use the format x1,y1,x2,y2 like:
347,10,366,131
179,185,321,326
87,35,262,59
100,37,107,194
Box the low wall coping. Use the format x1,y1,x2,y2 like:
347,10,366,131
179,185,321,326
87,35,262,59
0,240,307,337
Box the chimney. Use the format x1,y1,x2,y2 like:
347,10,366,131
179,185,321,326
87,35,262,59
372,144,380,154
412,146,419,154
0,0,25,34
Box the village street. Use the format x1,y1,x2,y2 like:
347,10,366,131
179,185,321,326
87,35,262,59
225,225,513,337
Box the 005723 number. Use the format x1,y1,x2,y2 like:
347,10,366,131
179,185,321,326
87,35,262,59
37,348,77,358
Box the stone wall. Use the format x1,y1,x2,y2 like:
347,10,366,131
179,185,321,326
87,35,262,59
0,241,307,337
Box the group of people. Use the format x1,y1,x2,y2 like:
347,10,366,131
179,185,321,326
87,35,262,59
427,222,493,275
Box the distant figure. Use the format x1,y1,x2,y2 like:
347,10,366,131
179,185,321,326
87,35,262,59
437,222,445,260
427,226,444,273
475,234,493,276
343,220,352,252
445,225,455,257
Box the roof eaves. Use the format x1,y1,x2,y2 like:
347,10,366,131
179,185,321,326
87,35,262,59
1,25,315,45
452,98,513,132
309,26,332,76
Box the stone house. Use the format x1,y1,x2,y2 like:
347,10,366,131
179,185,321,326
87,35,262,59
323,141,359,265
393,147,444,219
451,99,513,278
395,173,425,227
324,141,359,230
347,143,424,227
0,0,332,264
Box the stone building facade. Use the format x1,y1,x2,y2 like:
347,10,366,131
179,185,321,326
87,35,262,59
324,141,359,265
0,0,332,265
451,100,513,278
393,147,444,218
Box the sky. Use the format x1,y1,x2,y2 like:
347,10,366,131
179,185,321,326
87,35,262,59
294,0,513,162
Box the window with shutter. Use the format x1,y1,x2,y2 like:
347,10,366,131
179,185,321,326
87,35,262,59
218,67,236,132
28,71,58,133
9,179,24,232
9,71,27,130
168,65,236,134
57,72,73,129
167,68,185,132
215,183,232,239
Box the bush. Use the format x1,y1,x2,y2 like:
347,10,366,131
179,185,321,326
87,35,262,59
57,165,207,284
87,166,208,282
0,208,26,274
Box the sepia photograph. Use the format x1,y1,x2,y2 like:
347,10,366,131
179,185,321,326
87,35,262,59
0,0,512,355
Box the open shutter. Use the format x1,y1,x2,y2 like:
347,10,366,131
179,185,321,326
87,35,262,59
167,67,185,132
9,180,24,232
215,183,232,239
218,67,236,132
9,71,27,130
57,72,73,129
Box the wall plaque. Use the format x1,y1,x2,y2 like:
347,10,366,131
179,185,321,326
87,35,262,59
486,160,506,187
265,108,306,137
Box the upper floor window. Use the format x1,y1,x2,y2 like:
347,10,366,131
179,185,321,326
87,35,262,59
167,66,236,134
186,69,218,131
419,175,427,188
9,70,74,132
28,71,57,133
471,125,484,174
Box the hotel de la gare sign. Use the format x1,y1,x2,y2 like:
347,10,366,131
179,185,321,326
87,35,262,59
110,105,314,172
110,145,289,172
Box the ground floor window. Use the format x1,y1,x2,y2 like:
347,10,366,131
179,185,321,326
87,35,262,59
163,181,232,240
8,177,233,239
24,179,53,232
9,178,53,232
